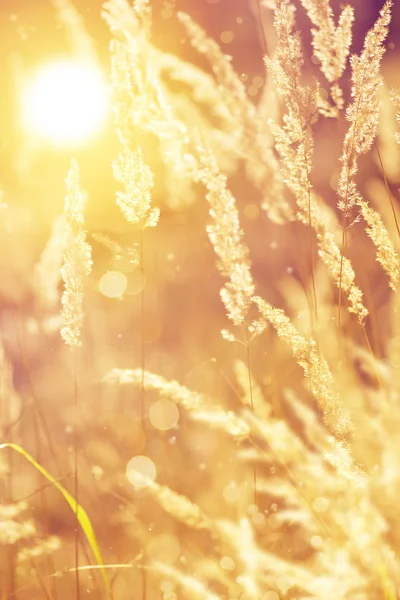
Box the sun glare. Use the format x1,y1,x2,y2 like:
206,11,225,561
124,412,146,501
21,59,109,146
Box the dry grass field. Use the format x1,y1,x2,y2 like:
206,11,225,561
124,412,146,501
1,0,400,598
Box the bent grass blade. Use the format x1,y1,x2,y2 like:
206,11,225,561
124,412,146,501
0,442,112,599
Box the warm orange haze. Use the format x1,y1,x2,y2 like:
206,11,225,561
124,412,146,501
1,0,400,599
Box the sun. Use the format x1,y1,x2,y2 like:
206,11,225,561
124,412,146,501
20,59,109,146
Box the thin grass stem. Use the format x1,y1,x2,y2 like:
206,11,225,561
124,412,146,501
73,347,80,600
375,143,400,241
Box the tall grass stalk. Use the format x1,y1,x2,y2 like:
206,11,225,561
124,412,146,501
139,221,147,600
73,348,80,600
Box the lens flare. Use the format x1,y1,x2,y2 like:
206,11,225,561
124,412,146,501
126,455,156,488
21,59,109,146
99,271,127,298
149,399,179,431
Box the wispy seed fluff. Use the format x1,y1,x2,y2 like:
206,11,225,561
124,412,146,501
337,0,392,218
300,0,354,83
268,0,368,323
178,10,292,225
253,296,354,442
107,12,160,230
337,1,399,290
60,160,92,347
103,368,250,439
196,143,254,328
113,146,159,228
299,0,354,112
358,199,400,291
